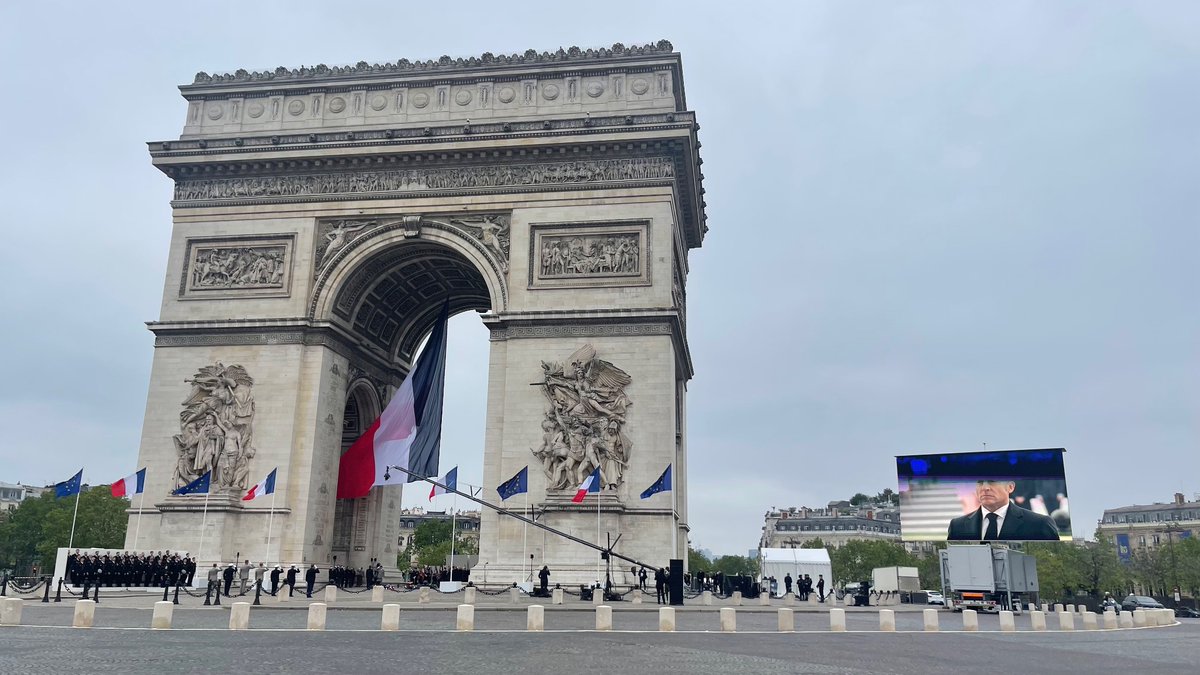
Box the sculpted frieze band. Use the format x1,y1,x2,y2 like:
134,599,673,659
173,157,674,202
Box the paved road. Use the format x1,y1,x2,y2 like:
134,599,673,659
1,603,1193,674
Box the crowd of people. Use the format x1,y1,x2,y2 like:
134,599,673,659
65,550,196,588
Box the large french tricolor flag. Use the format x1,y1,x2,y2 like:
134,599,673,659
111,468,146,498
243,468,277,501
572,467,602,503
337,303,449,500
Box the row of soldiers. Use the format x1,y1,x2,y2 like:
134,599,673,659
65,551,197,587
327,561,385,588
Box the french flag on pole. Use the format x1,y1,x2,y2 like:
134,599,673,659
337,302,449,500
243,468,277,501
110,468,146,498
429,466,457,501
572,467,602,503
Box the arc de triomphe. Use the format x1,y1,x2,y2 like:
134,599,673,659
130,41,707,583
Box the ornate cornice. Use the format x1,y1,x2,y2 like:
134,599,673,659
189,41,674,86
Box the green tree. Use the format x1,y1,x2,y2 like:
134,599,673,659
688,546,711,573
873,488,900,506
799,537,827,549
0,488,129,574
711,554,759,577
409,519,477,567
848,493,870,506
913,543,946,590
827,540,915,586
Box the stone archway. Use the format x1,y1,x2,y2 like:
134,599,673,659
131,42,707,582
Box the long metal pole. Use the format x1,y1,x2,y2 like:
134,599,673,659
264,490,276,567
198,488,211,565
671,474,678,560
385,464,654,571
132,490,144,551
523,491,529,581
450,493,457,571
67,481,82,551
596,488,602,585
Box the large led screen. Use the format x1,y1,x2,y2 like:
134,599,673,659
896,448,1071,542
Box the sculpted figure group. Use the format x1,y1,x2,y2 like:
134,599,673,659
532,345,633,491
540,234,639,278
191,246,285,289
173,363,258,492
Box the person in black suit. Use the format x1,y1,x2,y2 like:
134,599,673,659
946,480,1060,541
305,564,318,598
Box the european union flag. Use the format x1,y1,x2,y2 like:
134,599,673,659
639,465,672,500
172,471,211,496
497,466,528,501
55,469,83,498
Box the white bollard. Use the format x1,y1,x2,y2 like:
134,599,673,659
527,605,544,631
778,608,794,632
229,602,250,630
1057,611,1075,631
1119,611,1134,629
828,592,838,606
1132,609,1147,627
659,607,676,632
419,587,431,604
552,588,564,605
701,591,713,606
1081,611,1097,630
464,587,477,605
456,604,474,631
1053,603,1064,614
277,591,289,604
829,608,847,632
596,605,613,631
999,610,1015,632
1027,602,1037,612
151,601,173,630
592,589,603,606
962,609,979,632
632,589,642,604
720,607,736,633
923,608,939,632
1040,603,1049,613
324,585,337,603
73,599,96,628
511,587,521,604
1164,608,1176,624
1102,610,1118,630
732,591,743,606
371,586,384,603
879,609,896,632
759,592,770,606
381,604,400,631
307,603,327,630
784,593,795,607
0,598,22,626
1030,610,1046,631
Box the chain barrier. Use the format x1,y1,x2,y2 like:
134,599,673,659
381,583,419,594
7,579,46,595
475,586,514,596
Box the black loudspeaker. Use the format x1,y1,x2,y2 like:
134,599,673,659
669,558,683,606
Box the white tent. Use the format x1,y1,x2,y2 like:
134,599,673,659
759,548,833,597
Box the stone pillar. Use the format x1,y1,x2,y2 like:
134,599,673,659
552,588,563,605
511,587,521,604
732,591,743,606
229,602,250,630
659,607,675,632
596,605,613,631
1052,603,1064,614
1040,603,1049,613
591,590,603,606
1030,610,1046,631
1118,611,1134,629
962,609,979,632
381,604,400,631
72,599,96,628
720,607,736,633
632,589,642,604
758,592,770,606
1081,611,1098,630
1027,602,1036,612
879,609,896,632
371,586,384,603
701,591,713,606
527,605,544,631
1102,609,1118,630
777,607,794,632
784,593,795,607
923,608,939,632
999,610,1015,632
464,587,477,605
278,592,288,604
1132,609,1147,627
419,587,431,604
324,585,337,603
1057,610,1074,631
456,604,474,631
307,603,327,630
0,598,22,626
829,608,846,632
151,601,173,630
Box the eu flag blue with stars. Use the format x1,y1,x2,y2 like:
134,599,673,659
172,471,211,496
54,469,83,498
639,465,672,499
497,466,528,501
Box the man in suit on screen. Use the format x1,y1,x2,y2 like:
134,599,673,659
947,480,1060,541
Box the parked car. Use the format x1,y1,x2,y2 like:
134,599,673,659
1172,606,1200,618
1121,594,1164,612
925,590,945,606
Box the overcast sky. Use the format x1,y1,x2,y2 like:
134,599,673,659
2,1,1197,557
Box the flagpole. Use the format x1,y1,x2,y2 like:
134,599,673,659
198,484,211,566
133,489,144,551
265,489,276,567
596,486,602,586
450,492,457,572
67,472,82,551
671,472,678,560
523,491,529,582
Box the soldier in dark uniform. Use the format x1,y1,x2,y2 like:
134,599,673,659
286,566,298,597
305,564,318,598
222,563,236,596
66,550,80,585
269,566,282,596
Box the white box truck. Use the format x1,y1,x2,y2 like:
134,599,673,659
939,545,1037,613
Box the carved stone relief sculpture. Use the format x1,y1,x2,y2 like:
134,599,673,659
435,214,510,273
173,363,257,493
191,245,286,288
532,344,632,491
539,233,639,278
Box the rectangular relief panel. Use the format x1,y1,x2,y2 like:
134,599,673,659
180,234,296,299
528,220,650,290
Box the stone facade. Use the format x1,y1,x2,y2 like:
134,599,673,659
128,41,706,584
1096,492,1199,552
760,502,903,549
